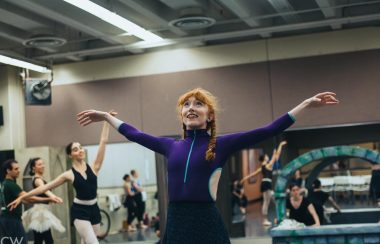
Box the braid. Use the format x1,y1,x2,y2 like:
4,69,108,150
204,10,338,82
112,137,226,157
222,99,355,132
182,124,186,139
205,121,216,161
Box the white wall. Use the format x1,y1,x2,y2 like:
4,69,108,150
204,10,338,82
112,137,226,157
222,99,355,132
84,142,157,187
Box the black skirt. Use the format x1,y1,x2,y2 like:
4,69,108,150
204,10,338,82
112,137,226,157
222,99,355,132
163,202,231,244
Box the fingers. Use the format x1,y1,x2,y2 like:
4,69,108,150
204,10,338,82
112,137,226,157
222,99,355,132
77,116,92,126
76,110,92,117
316,91,336,97
7,201,17,211
77,111,94,126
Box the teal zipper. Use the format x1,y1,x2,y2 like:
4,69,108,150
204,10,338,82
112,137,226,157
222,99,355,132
184,130,196,183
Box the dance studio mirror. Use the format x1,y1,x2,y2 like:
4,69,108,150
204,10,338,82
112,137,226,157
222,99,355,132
84,142,159,243
228,141,380,239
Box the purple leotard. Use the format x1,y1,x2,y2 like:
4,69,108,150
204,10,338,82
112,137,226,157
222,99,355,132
118,113,295,202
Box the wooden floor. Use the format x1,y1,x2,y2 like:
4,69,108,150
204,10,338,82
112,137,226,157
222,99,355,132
100,196,375,244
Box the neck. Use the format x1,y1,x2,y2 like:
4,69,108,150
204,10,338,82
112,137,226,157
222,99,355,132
186,126,207,130
5,175,14,180
73,160,86,167
293,195,301,201
35,173,43,178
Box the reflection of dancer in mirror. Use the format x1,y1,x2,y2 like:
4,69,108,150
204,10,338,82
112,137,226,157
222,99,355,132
76,88,338,243
287,183,320,226
130,170,147,229
122,174,137,232
240,141,287,226
308,179,340,225
9,113,114,244
23,158,65,244
231,180,248,215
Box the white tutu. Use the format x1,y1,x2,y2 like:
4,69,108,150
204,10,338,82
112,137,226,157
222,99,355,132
22,204,66,233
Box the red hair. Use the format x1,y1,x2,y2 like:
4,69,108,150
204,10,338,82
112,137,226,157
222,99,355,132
177,88,218,161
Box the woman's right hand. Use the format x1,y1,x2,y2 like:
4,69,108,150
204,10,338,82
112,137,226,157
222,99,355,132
77,110,108,126
50,196,63,204
7,197,22,211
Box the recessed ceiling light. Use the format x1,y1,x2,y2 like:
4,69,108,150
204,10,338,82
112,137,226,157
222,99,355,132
169,16,216,30
23,36,67,48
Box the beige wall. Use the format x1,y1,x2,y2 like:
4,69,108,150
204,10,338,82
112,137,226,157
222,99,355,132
0,66,26,149
25,48,380,147
47,27,380,86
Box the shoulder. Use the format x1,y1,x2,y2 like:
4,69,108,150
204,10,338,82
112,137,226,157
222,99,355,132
5,180,22,192
60,170,74,182
303,197,311,205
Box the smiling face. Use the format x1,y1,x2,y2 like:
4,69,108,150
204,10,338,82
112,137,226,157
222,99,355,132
33,159,45,175
181,96,212,130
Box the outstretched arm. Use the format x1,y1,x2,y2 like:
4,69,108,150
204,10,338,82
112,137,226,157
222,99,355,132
77,110,174,156
288,92,338,119
240,168,262,184
8,171,70,210
91,122,110,175
19,192,60,205
328,196,341,212
219,92,338,154
267,141,287,168
33,178,63,203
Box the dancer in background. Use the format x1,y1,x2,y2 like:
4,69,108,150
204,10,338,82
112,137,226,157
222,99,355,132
130,170,147,229
23,157,65,244
9,112,115,244
0,159,60,244
123,174,137,232
287,183,320,226
76,89,338,243
239,141,287,226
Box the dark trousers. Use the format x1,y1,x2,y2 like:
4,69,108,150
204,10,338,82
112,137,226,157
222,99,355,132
0,217,27,244
34,229,54,244
125,198,137,224
134,193,146,222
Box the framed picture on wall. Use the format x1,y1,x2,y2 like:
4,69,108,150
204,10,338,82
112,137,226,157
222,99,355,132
247,148,263,184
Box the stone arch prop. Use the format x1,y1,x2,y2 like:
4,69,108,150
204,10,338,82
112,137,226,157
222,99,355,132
274,145,380,222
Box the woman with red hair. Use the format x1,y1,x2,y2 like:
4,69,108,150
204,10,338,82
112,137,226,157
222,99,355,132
75,88,337,243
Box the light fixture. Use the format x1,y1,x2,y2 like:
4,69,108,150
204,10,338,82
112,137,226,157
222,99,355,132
0,55,51,73
169,17,216,30
62,0,163,42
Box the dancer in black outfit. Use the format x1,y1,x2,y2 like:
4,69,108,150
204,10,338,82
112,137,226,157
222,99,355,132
240,141,287,226
9,119,113,244
286,183,320,226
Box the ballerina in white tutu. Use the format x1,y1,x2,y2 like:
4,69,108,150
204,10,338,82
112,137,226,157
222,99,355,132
23,158,65,244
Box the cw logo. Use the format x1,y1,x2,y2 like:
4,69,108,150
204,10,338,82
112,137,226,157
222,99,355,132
0,237,24,244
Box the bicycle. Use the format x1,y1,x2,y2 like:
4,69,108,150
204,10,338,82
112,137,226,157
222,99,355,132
97,208,111,241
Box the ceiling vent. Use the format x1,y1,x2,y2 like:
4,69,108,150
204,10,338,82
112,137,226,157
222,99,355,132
23,35,67,48
169,7,216,30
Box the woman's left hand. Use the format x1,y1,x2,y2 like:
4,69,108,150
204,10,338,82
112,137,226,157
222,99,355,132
304,92,339,108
